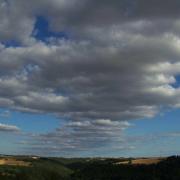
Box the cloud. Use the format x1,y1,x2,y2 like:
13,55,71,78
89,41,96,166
2,0,180,43
0,123,20,132
0,0,35,44
18,120,131,156
0,110,11,118
0,38,179,121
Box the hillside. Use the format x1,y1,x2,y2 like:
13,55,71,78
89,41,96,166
0,156,179,180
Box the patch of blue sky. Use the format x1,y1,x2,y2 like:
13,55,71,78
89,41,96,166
0,108,61,134
0,131,27,156
33,16,69,43
1,40,21,48
126,108,180,136
172,75,180,88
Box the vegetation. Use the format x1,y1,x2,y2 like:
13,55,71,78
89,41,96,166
0,156,180,180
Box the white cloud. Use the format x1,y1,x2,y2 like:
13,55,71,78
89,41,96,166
0,123,20,132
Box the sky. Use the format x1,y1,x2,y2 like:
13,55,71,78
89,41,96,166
0,0,180,157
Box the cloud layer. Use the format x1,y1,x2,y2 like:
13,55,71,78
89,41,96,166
20,119,131,156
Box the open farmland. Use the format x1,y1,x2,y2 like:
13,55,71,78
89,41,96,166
0,158,30,166
115,157,166,165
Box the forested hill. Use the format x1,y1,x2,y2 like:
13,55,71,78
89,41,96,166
71,156,180,180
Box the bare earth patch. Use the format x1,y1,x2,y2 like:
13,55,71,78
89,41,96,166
115,158,166,165
0,158,30,166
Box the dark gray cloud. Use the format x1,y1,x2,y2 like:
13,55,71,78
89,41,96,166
1,0,180,42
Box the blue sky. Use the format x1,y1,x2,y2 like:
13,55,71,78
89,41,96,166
1,108,180,157
33,16,68,43
0,0,180,157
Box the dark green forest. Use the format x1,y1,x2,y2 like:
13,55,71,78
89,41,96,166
0,156,180,180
